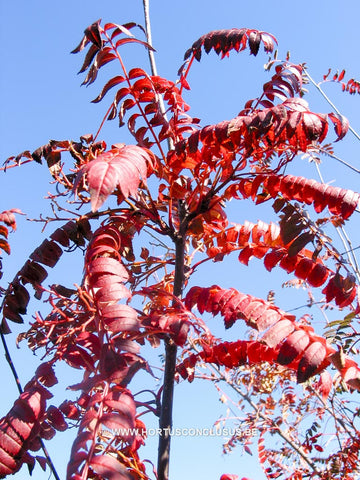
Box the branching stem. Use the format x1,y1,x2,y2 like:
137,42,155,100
142,0,174,152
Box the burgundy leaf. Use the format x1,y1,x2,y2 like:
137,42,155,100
30,239,63,268
297,342,327,383
35,363,58,387
84,20,103,49
46,406,68,431
77,145,154,212
287,232,314,257
78,44,99,74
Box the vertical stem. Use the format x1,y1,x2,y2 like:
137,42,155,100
142,3,184,478
142,0,174,151
157,233,185,480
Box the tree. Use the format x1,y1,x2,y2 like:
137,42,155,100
1,2,360,479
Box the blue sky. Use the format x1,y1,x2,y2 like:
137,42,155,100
1,1,360,479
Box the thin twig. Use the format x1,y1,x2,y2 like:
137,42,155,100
319,147,360,174
314,162,360,283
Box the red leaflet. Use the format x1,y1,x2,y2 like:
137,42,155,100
322,273,357,308
84,20,103,49
0,383,50,477
91,75,126,103
35,362,58,387
103,389,136,417
277,330,310,365
101,412,133,433
101,304,139,333
90,454,133,480
184,285,346,383
261,319,295,348
77,145,154,212
315,371,333,401
46,406,68,432
328,112,349,141
0,209,22,256
30,239,63,268
0,208,22,230
88,258,129,280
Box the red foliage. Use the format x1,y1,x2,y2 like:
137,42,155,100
204,219,356,308
1,16,360,480
169,97,349,179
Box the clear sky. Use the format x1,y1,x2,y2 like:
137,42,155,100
1,1,360,479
